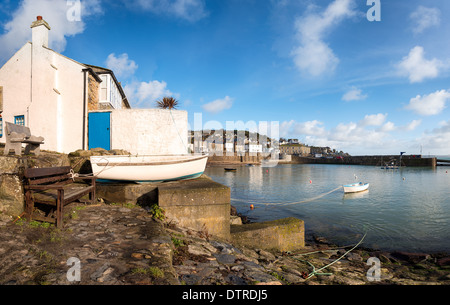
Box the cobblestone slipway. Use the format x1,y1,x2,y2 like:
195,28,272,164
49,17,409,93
0,203,449,286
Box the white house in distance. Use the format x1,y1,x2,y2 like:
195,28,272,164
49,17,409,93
0,16,188,155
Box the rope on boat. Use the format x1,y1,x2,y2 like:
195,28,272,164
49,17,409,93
231,185,343,208
70,156,112,178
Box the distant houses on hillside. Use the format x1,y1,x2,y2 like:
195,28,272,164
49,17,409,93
188,131,348,157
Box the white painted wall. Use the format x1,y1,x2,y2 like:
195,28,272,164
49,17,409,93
0,43,32,128
0,20,87,154
108,109,188,155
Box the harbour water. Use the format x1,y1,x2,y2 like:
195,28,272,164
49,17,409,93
205,163,450,253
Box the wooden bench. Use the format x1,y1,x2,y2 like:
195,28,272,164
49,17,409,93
24,166,96,228
3,122,44,156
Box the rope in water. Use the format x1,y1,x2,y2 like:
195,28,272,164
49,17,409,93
231,185,343,208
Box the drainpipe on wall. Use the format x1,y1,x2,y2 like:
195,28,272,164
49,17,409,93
28,41,33,127
82,69,87,150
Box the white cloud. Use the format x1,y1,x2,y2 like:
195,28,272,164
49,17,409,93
280,120,326,140
106,53,138,79
202,96,234,114
405,89,450,116
279,113,410,154
291,0,356,76
281,115,448,155
130,0,208,22
403,119,422,131
378,121,396,132
342,87,367,102
359,113,387,127
419,120,450,152
0,0,102,62
291,39,339,77
410,6,441,34
293,120,326,137
397,46,442,83
124,80,176,107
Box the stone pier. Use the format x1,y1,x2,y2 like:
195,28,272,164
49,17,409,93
231,217,305,252
96,175,231,240
0,150,304,251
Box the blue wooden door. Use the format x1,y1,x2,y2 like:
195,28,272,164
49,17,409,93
88,112,111,150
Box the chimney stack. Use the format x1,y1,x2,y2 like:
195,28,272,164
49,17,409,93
30,16,51,48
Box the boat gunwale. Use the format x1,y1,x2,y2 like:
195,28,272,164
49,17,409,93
91,154,208,167
343,182,369,193
343,182,368,188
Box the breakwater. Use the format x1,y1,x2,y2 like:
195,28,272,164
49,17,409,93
207,153,438,167
287,155,437,167
207,153,264,165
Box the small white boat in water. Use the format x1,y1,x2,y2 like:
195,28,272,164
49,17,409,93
343,182,369,193
90,154,208,183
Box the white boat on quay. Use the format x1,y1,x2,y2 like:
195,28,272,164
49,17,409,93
90,154,208,183
343,182,369,193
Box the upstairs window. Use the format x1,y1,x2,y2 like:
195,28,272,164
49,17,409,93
100,75,108,101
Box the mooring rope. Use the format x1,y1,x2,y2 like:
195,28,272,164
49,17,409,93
293,231,367,280
231,185,343,208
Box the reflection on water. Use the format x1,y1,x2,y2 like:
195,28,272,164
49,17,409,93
206,164,450,252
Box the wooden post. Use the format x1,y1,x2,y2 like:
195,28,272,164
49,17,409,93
56,189,64,228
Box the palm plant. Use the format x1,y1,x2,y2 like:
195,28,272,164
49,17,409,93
156,96,179,110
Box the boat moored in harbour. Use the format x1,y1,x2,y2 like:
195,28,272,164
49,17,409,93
343,182,369,193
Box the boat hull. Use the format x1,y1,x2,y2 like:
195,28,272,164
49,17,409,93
343,182,369,193
90,154,208,183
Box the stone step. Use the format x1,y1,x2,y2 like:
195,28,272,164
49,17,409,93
231,217,305,252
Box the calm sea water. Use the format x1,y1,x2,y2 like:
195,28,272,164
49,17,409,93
205,163,450,253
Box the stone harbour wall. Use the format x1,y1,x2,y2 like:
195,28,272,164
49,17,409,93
231,218,305,252
290,155,437,167
0,152,71,219
0,148,306,254
158,177,231,240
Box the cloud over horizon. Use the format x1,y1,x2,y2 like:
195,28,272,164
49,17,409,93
202,96,234,114
279,113,426,155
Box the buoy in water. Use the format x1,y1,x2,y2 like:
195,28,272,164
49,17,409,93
250,204,254,210
309,180,312,184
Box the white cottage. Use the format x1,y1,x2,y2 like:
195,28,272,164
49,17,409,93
0,16,130,154
0,16,188,156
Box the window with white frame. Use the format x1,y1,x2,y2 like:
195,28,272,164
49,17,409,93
99,74,122,109
109,77,121,109
100,75,108,101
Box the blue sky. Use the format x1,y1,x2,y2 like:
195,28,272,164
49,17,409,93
1,0,450,155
